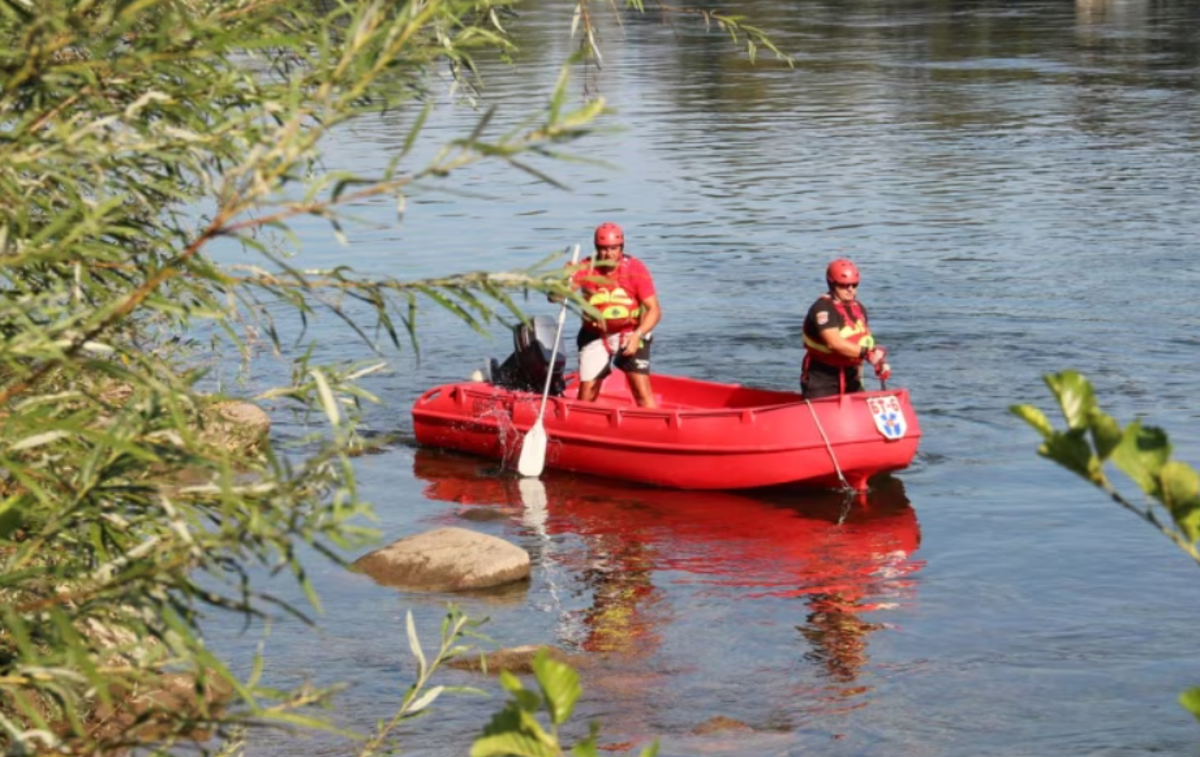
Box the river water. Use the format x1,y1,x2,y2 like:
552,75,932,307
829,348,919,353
212,1,1200,755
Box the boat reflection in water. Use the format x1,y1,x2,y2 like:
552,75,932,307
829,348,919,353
411,448,924,709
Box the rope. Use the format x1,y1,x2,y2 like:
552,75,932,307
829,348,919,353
805,398,853,493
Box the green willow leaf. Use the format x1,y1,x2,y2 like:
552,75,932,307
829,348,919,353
407,610,428,678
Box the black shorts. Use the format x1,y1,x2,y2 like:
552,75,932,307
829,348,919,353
801,361,864,399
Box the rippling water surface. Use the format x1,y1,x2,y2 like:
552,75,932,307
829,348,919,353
209,2,1200,755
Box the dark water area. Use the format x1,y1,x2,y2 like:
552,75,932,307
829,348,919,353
207,1,1200,755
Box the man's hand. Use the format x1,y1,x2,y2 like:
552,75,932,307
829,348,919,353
621,331,641,356
867,347,891,381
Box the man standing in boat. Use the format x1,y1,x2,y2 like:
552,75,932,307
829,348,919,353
569,222,662,408
801,258,890,399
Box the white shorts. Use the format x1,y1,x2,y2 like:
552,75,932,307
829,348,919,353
578,332,653,382
578,333,623,382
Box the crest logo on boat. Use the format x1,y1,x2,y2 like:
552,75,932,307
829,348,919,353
867,395,907,440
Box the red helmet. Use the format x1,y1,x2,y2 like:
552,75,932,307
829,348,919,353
594,222,625,249
825,258,860,286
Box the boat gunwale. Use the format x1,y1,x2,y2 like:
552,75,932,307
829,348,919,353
416,380,911,420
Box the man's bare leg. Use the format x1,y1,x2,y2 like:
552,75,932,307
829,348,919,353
577,380,601,402
627,373,657,408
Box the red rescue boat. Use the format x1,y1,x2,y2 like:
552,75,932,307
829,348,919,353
411,369,921,491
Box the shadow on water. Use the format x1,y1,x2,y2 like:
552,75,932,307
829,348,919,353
411,447,925,737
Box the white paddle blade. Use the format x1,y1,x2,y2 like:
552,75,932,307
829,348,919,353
517,419,548,477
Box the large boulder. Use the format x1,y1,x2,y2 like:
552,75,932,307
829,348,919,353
201,400,270,454
353,527,530,591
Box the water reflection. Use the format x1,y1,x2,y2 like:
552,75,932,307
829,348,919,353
412,448,923,700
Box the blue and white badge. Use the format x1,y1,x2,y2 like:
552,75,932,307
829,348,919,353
867,395,907,440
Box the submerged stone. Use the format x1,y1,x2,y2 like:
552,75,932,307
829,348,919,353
352,526,530,591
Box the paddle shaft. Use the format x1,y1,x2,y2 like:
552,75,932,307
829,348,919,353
533,244,581,420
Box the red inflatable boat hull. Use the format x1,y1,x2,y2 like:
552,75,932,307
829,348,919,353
411,372,921,491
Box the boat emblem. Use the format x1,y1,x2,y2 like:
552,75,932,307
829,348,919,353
866,395,907,440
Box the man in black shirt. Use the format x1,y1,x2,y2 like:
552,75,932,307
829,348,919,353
801,259,890,399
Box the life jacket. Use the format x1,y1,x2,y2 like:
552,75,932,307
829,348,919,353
578,256,645,334
802,295,874,369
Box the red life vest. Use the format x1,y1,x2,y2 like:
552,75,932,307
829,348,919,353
802,296,874,368
576,255,647,334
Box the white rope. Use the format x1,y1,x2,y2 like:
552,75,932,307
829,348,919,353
805,398,853,493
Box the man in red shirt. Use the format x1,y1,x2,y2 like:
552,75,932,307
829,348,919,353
571,222,662,407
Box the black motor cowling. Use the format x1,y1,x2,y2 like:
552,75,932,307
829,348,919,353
486,316,566,396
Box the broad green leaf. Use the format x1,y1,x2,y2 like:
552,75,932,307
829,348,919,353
532,651,581,726
1042,431,1100,483
478,703,522,737
1180,688,1200,723
1111,421,1170,496
498,669,525,694
513,688,543,713
1087,409,1123,461
1045,371,1095,431
570,722,603,757
474,698,555,756
1160,461,1200,544
1010,404,1054,439
572,739,600,757
471,731,558,757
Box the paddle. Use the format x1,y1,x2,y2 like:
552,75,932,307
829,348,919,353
517,243,581,478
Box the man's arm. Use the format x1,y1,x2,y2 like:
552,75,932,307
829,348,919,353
624,294,661,354
818,325,866,361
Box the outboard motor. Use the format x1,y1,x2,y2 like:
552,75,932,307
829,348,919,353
485,316,566,396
